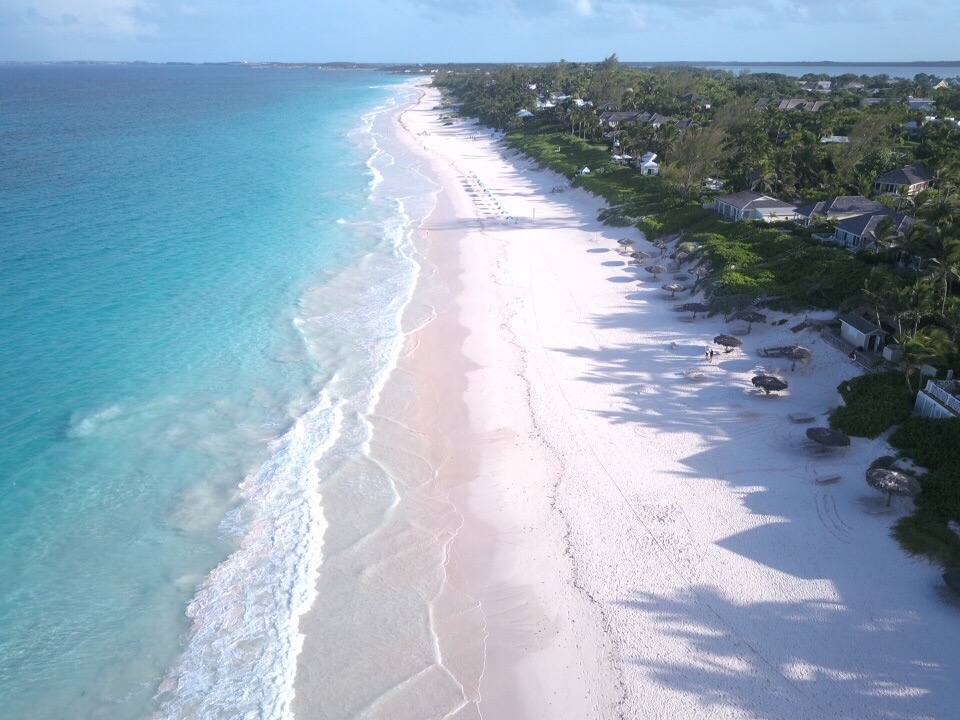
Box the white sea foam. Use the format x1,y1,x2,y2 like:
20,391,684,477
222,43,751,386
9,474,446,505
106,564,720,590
154,391,338,720
153,81,437,720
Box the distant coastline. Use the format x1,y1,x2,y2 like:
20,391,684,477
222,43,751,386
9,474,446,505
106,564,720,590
3,59,960,69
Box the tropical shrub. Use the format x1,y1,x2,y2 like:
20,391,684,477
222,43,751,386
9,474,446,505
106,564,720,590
829,372,914,438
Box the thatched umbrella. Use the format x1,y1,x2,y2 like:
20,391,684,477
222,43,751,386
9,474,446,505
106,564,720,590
944,568,960,595
752,374,788,394
617,238,634,246
714,334,743,353
662,283,685,298
691,264,712,291
786,345,813,371
806,426,850,447
674,302,710,318
866,467,922,507
645,264,667,279
736,310,767,334
652,239,667,253
630,250,652,260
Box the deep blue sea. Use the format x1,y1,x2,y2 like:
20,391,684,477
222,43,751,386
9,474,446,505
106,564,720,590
0,65,428,718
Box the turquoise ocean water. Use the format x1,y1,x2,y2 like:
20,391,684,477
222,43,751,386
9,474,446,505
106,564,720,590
0,65,428,718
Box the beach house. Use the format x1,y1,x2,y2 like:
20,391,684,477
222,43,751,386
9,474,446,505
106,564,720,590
680,93,711,109
827,210,917,249
711,191,799,222
915,378,960,419
838,312,887,352
873,163,934,196
908,96,937,112
794,196,885,226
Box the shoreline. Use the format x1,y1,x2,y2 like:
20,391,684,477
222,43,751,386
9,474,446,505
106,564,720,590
294,80,960,719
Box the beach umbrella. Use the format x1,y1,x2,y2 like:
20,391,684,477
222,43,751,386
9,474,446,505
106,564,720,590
866,467,922,507
736,310,768,334
944,568,960,595
644,264,667,278
751,374,788,394
662,283,685,298
630,250,652,260
617,238,634,246
652,239,667,251
714,334,742,353
806,426,850,447
674,302,710,318
786,345,813,371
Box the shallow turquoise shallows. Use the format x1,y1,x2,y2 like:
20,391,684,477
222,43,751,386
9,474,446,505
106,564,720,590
0,65,415,718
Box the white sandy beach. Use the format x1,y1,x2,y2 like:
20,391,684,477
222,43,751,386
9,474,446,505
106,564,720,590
297,83,960,720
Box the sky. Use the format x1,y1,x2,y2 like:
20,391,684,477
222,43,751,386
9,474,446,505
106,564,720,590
1,0,959,63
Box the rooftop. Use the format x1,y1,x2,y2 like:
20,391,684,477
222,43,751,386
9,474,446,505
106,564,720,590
795,196,885,219
839,312,883,335
716,191,795,212
875,163,934,186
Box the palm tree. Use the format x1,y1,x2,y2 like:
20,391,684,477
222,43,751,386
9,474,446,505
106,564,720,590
924,236,960,313
894,327,954,392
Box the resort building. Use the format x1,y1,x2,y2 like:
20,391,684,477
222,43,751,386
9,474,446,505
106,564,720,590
711,191,799,222
838,312,887,352
873,163,935,196
794,196,885,226
915,379,960,419
827,210,917,249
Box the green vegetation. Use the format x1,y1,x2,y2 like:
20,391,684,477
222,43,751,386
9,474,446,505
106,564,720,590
829,372,915,438
436,59,960,575
889,418,960,568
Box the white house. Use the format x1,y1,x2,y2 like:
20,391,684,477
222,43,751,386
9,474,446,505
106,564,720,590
915,379,960,418
712,191,799,222
515,109,534,118
637,151,659,176
819,135,850,144
838,312,887,352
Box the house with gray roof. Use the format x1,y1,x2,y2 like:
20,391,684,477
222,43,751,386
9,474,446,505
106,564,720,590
829,210,917,249
756,98,828,112
712,191,799,222
908,96,937,112
873,163,934,196
598,111,645,127
794,196,885,226
838,312,888,352
680,93,711,109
